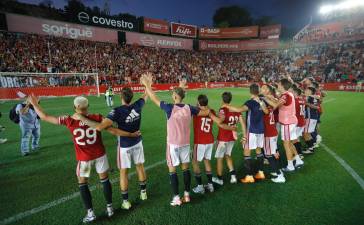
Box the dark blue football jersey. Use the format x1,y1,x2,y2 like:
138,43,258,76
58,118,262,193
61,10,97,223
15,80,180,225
107,98,145,147
244,99,264,134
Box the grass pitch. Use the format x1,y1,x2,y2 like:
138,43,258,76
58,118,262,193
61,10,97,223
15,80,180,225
0,88,363,225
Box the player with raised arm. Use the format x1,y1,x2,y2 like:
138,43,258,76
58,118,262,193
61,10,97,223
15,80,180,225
77,87,148,210
261,84,286,183
192,94,237,194
212,91,246,186
140,72,209,206
224,84,268,183
263,79,304,172
27,94,139,223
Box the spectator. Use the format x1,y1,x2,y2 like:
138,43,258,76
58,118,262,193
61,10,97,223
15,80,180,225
15,98,41,156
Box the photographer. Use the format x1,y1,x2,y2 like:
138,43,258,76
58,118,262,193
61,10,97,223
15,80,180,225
16,98,41,156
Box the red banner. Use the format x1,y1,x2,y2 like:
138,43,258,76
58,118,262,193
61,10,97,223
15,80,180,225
199,26,259,39
199,39,280,52
1,82,362,100
6,13,118,43
170,22,197,38
143,17,169,35
260,24,281,38
125,32,193,50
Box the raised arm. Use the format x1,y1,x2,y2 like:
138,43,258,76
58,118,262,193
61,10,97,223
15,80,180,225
140,73,160,107
262,95,281,110
19,102,30,115
28,94,59,125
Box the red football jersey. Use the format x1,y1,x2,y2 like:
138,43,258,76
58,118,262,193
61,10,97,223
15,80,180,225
193,110,215,144
217,107,240,142
58,114,106,161
263,106,278,137
295,96,306,127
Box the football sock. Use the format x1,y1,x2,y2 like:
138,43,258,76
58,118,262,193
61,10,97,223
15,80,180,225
100,178,112,205
256,153,264,172
169,172,179,196
312,131,318,143
217,175,223,180
267,155,280,175
121,190,128,201
183,169,191,192
287,160,294,168
194,173,202,185
229,169,236,177
294,142,302,154
244,156,252,176
79,183,93,210
139,180,147,191
306,139,314,148
206,171,213,183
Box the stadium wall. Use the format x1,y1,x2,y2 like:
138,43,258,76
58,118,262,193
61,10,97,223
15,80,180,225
0,82,362,100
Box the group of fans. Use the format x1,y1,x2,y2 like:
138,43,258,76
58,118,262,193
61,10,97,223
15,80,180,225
1,31,363,87
25,72,324,223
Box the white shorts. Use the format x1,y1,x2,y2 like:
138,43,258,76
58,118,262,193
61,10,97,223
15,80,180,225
76,154,109,178
244,133,264,150
281,124,298,141
117,141,145,169
215,141,235,158
166,144,190,167
296,126,304,138
193,143,213,162
264,136,278,156
304,119,317,134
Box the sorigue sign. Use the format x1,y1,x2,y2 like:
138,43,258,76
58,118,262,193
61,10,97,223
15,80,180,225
77,11,138,32
6,13,118,43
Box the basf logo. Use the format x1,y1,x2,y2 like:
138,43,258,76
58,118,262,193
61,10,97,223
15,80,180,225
77,11,138,32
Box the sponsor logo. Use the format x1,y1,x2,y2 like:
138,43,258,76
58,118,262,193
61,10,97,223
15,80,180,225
42,23,93,39
200,28,220,33
175,26,192,36
125,109,140,123
78,12,89,23
77,11,134,30
140,35,155,47
156,39,182,47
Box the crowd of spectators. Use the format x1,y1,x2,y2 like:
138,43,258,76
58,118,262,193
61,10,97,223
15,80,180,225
0,31,363,88
294,18,364,44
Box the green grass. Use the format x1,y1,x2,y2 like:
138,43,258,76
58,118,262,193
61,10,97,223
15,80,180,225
0,88,364,225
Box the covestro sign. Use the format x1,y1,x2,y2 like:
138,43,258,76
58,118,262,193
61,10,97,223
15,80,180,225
6,13,118,43
77,11,138,31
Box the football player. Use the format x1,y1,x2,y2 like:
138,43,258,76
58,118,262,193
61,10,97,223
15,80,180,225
28,94,139,223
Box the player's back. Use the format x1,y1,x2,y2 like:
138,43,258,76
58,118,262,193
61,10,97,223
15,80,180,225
193,110,215,144
108,98,145,147
59,114,105,161
245,99,264,134
217,107,240,142
263,106,277,137
306,96,319,119
295,96,306,127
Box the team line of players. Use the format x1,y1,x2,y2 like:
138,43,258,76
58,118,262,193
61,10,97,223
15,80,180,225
27,73,323,223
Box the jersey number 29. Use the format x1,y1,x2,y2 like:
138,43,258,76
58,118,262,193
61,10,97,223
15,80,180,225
73,128,97,146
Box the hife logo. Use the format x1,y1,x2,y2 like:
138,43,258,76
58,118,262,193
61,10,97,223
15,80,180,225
78,12,90,23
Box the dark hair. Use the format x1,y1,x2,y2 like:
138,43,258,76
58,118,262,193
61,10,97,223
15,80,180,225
173,87,185,100
222,92,232,104
293,86,302,95
307,87,316,94
121,87,133,104
312,81,319,89
249,83,260,95
197,94,208,106
280,78,292,91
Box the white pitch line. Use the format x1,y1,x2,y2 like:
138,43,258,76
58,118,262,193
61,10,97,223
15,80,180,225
320,143,364,191
0,160,166,225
